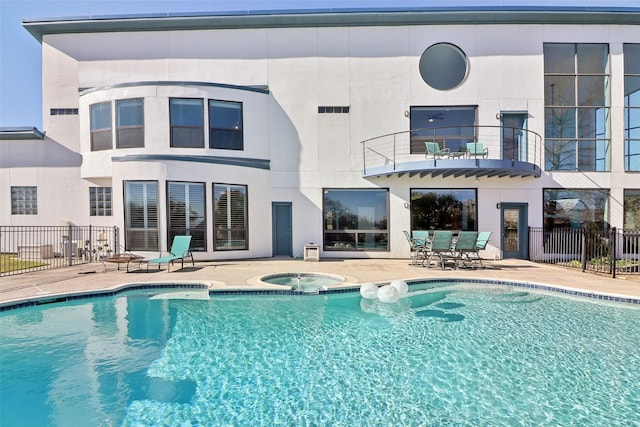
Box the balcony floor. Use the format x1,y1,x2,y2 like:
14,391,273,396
363,158,541,179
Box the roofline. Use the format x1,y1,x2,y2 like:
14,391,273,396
22,7,640,43
0,127,45,140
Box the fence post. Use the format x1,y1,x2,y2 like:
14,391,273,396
611,227,617,278
67,223,73,266
113,226,119,255
580,228,587,272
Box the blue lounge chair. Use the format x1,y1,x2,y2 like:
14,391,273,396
422,230,454,269
424,141,451,159
469,231,492,268
466,142,488,159
147,235,194,272
452,231,479,269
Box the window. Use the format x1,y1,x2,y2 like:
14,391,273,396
89,187,112,216
624,44,640,171
168,182,206,251
323,189,389,251
51,108,78,115
410,189,476,231
170,98,204,148
543,189,609,231
544,44,610,171
624,189,640,230
318,106,350,114
410,106,476,154
213,183,247,250
116,99,144,148
124,181,159,251
90,101,112,151
209,100,243,150
419,43,468,90
11,186,37,215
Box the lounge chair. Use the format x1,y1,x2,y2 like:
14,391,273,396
466,142,488,159
469,231,492,268
452,231,479,269
147,235,194,272
422,230,454,269
424,141,451,159
404,231,427,266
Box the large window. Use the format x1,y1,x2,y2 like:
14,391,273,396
323,189,389,251
544,44,610,171
625,44,640,171
624,189,640,230
213,183,247,250
410,106,476,154
543,189,609,231
90,101,112,151
168,182,206,251
410,189,476,231
11,186,37,215
89,187,112,216
170,98,204,148
209,100,243,150
116,98,144,148
124,181,159,251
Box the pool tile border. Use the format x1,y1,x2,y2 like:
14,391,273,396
1,277,638,312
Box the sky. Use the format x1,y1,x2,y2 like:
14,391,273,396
0,0,637,130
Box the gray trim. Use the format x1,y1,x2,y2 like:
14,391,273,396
80,81,269,96
0,127,45,140
23,7,640,42
112,154,270,170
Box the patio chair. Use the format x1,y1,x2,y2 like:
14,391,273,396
466,142,489,159
422,230,454,269
147,235,194,272
424,141,451,159
451,231,479,269
411,230,431,248
404,231,428,266
469,231,492,268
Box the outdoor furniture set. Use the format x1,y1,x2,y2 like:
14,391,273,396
424,141,489,160
404,230,492,269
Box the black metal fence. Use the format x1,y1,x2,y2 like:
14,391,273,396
529,227,640,277
0,225,119,277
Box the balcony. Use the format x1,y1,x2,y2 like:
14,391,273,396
361,126,542,179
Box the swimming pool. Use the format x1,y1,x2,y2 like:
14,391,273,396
1,282,639,426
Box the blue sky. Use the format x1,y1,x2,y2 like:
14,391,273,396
0,0,637,129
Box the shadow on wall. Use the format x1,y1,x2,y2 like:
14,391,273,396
0,136,82,168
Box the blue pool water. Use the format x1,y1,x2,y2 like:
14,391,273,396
1,283,639,426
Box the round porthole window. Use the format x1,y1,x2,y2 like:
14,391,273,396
419,43,468,90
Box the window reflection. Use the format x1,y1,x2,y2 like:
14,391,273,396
410,189,476,231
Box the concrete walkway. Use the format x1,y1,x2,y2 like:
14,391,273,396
2,258,639,308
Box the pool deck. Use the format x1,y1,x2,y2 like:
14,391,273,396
1,258,640,309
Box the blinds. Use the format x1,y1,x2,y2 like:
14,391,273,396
168,182,206,251
213,184,247,250
124,181,158,251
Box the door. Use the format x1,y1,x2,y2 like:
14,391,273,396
272,202,292,257
500,203,528,259
500,112,527,161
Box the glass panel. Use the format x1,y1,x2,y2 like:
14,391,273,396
168,182,206,251
419,43,468,90
545,76,575,106
624,189,640,230
578,107,608,138
626,140,640,171
170,98,204,148
577,44,608,74
323,189,389,251
90,102,111,130
624,44,640,75
410,189,476,231
117,99,143,127
545,108,576,138
545,139,576,171
124,181,158,251
578,76,606,106
10,186,37,215
209,99,243,150
543,189,609,231
503,208,520,252
410,106,476,153
544,44,575,73
625,77,640,106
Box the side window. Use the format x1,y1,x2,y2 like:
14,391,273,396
11,186,37,215
209,100,243,150
170,98,204,148
90,101,112,151
124,181,159,251
213,183,248,250
116,99,144,148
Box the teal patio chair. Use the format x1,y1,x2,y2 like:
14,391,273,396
147,235,194,272
404,231,428,266
452,231,479,269
469,231,492,268
466,142,489,159
424,141,451,159
422,230,454,269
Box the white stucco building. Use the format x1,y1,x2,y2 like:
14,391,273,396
1,5,639,261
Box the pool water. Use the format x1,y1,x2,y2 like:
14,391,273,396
1,283,639,426
260,272,344,292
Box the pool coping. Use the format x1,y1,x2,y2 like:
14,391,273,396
1,276,639,312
